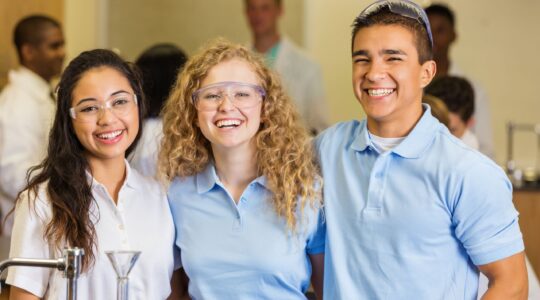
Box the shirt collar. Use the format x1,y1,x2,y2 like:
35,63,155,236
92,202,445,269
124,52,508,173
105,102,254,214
196,163,268,194
392,104,440,158
350,104,440,159
350,120,371,152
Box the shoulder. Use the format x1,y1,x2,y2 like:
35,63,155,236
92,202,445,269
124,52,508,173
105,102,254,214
128,167,166,199
15,182,52,222
168,175,197,193
315,120,362,148
167,174,198,201
430,130,509,192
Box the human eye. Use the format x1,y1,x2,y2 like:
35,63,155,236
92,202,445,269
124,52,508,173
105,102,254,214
388,56,403,62
79,104,99,113
234,88,254,99
202,92,221,101
353,56,370,64
111,97,129,106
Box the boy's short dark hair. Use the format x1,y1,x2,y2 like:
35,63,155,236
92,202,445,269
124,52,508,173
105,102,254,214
425,4,455,27
425,76,475,122
13,15,61,63
351,1,433,64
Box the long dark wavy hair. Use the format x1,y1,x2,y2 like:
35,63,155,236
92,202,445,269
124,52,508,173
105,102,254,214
14,49,145,271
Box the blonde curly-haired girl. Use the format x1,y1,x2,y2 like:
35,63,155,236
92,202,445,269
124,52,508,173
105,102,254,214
159,38,324,299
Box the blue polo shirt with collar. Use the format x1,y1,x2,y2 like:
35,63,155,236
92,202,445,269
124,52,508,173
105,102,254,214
168,163,325,300
316,105,523,299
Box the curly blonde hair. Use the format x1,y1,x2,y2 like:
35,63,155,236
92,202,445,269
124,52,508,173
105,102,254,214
159,38,321,232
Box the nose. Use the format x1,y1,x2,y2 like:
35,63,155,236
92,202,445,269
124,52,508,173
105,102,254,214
96,106,117,125
364,60,386,82
217,92,236,111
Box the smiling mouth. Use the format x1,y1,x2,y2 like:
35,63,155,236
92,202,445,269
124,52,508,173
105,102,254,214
366,88,395,96
96,130,123,140
216,120,242,128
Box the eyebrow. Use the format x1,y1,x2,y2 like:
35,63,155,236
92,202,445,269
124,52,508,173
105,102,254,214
74,90,131,106
352,49,408,57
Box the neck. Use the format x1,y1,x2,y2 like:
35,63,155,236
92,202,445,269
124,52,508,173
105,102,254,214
367,104,423,138
253,31,280,54
23,64,51,83
87,156,126,203
213,144,258,203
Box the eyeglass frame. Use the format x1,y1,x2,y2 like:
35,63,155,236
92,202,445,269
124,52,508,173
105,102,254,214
191,81,266,111
357,0,433,48
69,93,138,122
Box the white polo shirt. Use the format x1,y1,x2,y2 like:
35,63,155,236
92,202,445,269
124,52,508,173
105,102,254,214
7,162,178,299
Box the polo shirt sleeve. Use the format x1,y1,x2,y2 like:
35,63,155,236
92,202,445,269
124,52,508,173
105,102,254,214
6,189,53,297
306,207,326,255
451,160,524,266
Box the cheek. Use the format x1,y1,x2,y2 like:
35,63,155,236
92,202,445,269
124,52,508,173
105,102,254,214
72,122,91,144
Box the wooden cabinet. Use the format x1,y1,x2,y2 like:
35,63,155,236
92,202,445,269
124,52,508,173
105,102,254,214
514,189,540,279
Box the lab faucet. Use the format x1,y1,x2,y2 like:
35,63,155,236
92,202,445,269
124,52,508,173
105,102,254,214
0,248,84,300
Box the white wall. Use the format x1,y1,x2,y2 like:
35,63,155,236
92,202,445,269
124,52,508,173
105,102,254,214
65,0,540,167
306,0,540,166
106,0,304,60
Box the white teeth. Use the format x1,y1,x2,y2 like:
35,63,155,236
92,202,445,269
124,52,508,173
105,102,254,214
216,119,241,128
367,88,394,96
97,130,123,139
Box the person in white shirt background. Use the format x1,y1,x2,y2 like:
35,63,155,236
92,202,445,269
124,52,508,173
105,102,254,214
244,0,329,134
0,15,65,235
7,49,182,300
129,43,187,178
425,3,495,159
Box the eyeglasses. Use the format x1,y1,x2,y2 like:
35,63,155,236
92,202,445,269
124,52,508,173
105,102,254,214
69,93,138,122
358,0,433,47
192,81,266,111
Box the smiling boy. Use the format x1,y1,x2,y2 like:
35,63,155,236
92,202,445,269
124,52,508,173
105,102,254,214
316,1,527,299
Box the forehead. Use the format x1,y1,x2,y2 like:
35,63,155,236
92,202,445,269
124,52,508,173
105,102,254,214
202,58,260,86
353,24,418,55
38,25,64,46
246,0,279,8
73,67,132,99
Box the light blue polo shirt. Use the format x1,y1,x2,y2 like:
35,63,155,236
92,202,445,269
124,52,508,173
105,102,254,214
316,106,523,299
168,164,325,300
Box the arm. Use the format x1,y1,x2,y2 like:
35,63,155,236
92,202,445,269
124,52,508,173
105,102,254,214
309,253,324,300
10,286,41,300
167,268,190,300
6,191,52,298
478,252,528,300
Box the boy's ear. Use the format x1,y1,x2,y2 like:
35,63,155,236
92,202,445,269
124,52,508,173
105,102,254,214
420,60,437,88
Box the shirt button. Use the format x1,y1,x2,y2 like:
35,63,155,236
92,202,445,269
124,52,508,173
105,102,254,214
118,224,124,230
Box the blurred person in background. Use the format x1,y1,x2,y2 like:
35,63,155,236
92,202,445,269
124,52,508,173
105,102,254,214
425,3,495,158
0,15,65,235
244,0,329,134
130,43,188,177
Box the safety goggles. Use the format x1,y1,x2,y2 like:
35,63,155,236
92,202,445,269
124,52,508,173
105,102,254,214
358,0,433,47
192,81,266,111
69,93,138,122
